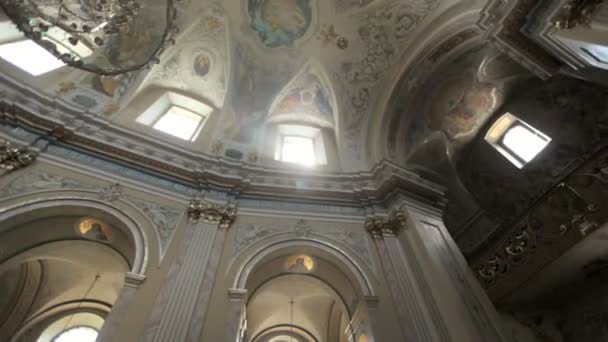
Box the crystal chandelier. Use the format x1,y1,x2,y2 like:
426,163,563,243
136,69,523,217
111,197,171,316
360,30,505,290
0,0,178,75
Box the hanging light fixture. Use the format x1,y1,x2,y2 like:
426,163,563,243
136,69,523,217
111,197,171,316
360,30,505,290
0,0,179,75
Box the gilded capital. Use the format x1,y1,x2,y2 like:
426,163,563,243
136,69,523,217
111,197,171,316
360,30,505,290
365,216,387,239
0,141,36,172
188,199,237,229
365,208,407,239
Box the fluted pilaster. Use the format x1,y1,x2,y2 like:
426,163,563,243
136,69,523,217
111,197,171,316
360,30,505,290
143,200,237,342
365,208,450,342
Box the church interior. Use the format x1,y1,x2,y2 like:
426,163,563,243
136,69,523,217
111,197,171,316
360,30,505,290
0,0,607,341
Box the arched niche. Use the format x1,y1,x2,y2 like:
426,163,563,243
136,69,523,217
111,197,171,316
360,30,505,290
0,192,163,274
0,192,158,341
2,241,127,342
226,236,378,342
231,238,376,297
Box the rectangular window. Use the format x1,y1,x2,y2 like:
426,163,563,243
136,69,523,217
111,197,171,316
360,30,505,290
153,106,204,141
280,136,316,166
485,113,551,168
0,39,65,76
273,124,328,167
502,125,550,163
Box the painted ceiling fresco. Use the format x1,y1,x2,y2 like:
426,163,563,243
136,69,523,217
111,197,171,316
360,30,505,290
5,0,482,170
248,0,314,48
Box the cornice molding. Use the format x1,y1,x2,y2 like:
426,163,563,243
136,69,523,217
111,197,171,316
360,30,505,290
187,199,237,229
478,0,562,79
553,0,604,29
0,99,445,208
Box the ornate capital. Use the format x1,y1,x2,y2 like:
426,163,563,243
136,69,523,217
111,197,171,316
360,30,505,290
0,141,36,172
188,199,237,229
365,208,408,239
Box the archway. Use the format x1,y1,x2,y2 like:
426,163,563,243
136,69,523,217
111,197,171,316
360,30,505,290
228,238,378,342
0,198,150,342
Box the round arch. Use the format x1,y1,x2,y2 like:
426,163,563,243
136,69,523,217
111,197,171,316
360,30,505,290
251,324,320,342
231,237,377,297
0,194,157,275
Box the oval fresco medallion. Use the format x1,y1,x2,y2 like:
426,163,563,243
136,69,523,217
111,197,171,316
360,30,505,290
248,0,313,48
193,53,211,77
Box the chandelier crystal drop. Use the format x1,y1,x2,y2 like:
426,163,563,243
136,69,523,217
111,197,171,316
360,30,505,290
0,0,179,75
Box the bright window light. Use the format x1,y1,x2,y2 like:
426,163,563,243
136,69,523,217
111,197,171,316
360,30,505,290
53,326,98,342
0,40,65,76
485,113,550,168
153,106,203,141
281,136,316,166
502,125,550,163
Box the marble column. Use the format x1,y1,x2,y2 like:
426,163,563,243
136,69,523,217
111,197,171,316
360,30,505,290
365,210,451,342
143,200,236,342
224,288,247,342
97,272,146,342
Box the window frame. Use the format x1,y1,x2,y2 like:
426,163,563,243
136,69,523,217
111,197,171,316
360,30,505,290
274,124,327,167
135,92,212,143
150,105,206,141
0,21,91,76
485,113,551,169
279,134,317,166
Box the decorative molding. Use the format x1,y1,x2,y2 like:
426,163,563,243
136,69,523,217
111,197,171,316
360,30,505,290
553,0,604,29
187,199,237,229
472,148,608,301
99,183,123,202
478,0,562,78
126,196,182,253
0,140,36,172
232,221,374,267
124,272,147,288
524,0,608,72
0,171,97,197
365,208,408,239
227,288,248,301
0,101,444,208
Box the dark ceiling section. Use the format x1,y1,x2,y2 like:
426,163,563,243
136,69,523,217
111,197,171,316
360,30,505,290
454,77,608,253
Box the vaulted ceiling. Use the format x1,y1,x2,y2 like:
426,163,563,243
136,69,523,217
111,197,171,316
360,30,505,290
0,0,487,171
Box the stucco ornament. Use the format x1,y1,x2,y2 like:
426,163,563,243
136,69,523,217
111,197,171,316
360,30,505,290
188,199,237,228
99,183,123,202
0,141,36,172
365,208,408,239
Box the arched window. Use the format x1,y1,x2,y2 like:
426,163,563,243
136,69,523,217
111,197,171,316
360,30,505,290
37,312,105,342
52,326,99,342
